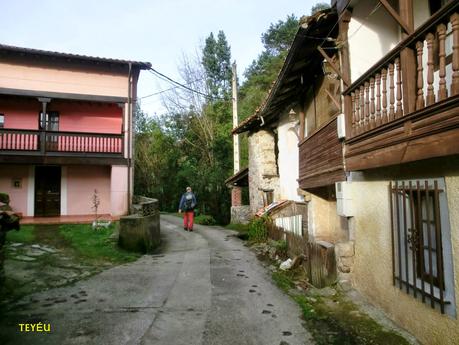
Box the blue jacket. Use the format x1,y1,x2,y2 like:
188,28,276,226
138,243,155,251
179,192,197,211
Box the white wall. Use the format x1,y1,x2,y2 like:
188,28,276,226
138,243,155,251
348,0,400,82
277,111,302,202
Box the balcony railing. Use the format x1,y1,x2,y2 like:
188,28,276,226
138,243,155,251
0,129,123,155
344,2,459,139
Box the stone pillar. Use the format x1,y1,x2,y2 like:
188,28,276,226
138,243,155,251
231,187,242,206
335,241,355,290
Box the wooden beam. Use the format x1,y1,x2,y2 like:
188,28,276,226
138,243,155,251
339,9,353,139
324,88,341,110
317,46,350,87
379,0,413,35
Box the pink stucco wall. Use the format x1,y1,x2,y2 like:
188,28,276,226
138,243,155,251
0,97,122,134
110,166,128,216
66,165,111,215
0,60,128,98
53,100,122,133
0,165,29,216
0,97,39,130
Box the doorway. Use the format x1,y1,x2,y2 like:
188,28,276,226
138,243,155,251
35,166,61,216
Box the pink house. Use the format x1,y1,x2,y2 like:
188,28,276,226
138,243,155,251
0,44,150,218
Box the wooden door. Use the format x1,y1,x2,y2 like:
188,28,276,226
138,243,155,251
35,166,61,216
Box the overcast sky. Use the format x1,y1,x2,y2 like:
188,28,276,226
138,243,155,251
2,0,323,116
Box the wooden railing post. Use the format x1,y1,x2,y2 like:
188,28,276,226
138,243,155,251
40,131,46,154
437,23,448,101
451,13,459,96
399,0,416,114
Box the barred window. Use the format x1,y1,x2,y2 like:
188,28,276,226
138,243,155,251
390,179,456,316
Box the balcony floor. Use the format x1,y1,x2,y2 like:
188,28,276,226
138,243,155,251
21,214,119,225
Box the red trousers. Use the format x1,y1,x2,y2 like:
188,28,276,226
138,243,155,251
183,211,194,230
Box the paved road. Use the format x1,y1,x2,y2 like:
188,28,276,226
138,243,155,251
1,215,313,345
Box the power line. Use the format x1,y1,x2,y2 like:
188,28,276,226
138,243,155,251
137,76,206,100
148,67,227,100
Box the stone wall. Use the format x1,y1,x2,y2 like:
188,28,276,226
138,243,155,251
230,205,251,224
248,129,280,215
119,196,160,253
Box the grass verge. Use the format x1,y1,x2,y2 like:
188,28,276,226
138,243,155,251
5,225,35,243
271,267,410,345
59,223,140,264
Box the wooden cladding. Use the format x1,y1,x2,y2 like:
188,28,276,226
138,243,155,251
0,128,123,156
298,117,345,189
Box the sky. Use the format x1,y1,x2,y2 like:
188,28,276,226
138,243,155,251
1,0,324,116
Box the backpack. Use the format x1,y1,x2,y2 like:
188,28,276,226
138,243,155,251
184,192,194,211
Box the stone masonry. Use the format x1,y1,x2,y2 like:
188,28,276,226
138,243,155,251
248,129,280,215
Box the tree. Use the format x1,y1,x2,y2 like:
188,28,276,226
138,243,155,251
261,14,299,56
134,16,302,224
311,2,330,15
202,30,232,98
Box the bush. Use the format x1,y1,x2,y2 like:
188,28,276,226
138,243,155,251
271,239,288,258
248,216,269,242
194,214,217,225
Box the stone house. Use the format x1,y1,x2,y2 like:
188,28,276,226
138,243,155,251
0,44,150,219
231,9,349,246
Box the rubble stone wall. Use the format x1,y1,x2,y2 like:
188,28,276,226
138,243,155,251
248,129,280,215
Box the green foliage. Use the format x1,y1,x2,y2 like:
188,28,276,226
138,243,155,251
0,192,10,204
271,239,288,258
59,223,140,263
261,14,299,56
134,16,300,225
225,223,249,233
194,214,216,226
311,2,330,15
248,216,269,242
237,15,299,164
202,30,232,98
272,270,296,291
5,225,34,243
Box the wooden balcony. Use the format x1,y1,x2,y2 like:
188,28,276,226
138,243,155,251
344,2,459,170
0,128,126,165
298,117,345,190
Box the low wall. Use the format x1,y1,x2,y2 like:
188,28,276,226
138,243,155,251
118,196,160,253
230,205,251,224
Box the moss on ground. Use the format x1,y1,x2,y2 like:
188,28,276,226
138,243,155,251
271,268,410,345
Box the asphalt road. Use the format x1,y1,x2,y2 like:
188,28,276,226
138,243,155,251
0,214,313,345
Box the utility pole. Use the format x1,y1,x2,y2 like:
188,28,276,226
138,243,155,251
232,61,240,174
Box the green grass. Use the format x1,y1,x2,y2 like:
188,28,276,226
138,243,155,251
58,223,140,264
225,223,249,233
5,225,35,243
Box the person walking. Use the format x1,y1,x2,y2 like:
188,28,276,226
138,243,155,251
178,186,197,232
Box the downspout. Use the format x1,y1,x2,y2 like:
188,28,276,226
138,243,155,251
127,63,132,214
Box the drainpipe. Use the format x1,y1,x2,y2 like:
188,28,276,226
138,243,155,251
127,63,132,214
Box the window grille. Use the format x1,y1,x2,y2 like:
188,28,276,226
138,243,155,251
390,179,455,315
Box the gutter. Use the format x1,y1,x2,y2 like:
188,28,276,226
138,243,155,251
127,62,132,214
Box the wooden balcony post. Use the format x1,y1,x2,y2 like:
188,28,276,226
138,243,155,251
399,0,416,114
451,13,459,96
339,9,352,138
